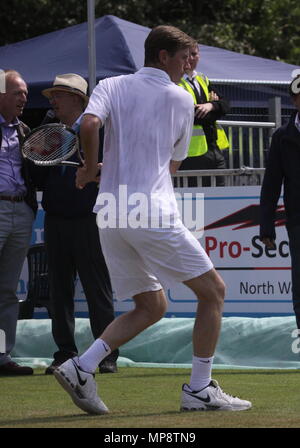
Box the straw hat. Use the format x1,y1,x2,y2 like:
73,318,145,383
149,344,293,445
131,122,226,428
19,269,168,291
42,73,89,107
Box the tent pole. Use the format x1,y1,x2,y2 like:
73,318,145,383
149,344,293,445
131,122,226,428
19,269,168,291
87,0,96,94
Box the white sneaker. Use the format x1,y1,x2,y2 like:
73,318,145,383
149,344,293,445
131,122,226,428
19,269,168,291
180,379,252,411
54,357,109,415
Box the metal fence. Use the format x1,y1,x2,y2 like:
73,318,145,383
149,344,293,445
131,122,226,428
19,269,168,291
211,79,292,123
173,167,265,187
218,119,276,169
173,109,279,184
208,80,292,170
173,116,273,185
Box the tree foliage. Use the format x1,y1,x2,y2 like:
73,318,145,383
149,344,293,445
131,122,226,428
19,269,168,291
0,0,299,65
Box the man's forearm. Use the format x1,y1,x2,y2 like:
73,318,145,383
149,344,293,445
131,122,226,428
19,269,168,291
170,160,182,174
80,114,101,172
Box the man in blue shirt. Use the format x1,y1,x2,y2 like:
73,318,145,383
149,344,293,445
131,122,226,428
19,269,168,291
0,69,37,375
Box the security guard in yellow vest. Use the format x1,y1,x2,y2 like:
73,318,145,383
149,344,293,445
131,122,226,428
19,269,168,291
178,43,229,186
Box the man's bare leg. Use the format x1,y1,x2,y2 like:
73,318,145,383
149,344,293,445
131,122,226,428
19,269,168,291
184,268,225,357
181,268,251,410
100,289,168,350
76,289,168,373
182,268,225,392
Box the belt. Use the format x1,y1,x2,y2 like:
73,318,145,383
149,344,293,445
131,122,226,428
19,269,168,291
0,195,25,202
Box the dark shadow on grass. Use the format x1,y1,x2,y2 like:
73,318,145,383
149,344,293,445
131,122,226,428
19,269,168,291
214,370,300,375
0,413,107,427
112,372,188,379
116,369,300,380
0,409,180,428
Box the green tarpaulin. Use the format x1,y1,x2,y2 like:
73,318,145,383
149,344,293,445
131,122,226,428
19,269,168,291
12,316,300,370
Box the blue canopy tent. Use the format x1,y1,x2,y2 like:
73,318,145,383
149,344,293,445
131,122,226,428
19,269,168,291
199,44,299,115
0,14,299,112
0,15,147,107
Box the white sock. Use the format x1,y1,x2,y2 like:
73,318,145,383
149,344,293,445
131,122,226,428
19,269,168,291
189,355,214,391
78,338,111,373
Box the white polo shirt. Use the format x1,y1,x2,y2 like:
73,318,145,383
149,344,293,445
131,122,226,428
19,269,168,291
84,67,194,227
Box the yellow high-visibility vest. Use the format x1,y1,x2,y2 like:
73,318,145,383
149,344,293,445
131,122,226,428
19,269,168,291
179,75,229,157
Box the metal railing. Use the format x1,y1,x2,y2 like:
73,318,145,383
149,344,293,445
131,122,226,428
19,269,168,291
173,167,265,187
217,120,276,169
173,119,274,187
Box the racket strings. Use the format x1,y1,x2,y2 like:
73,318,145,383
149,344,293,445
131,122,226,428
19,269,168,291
23,128,78,165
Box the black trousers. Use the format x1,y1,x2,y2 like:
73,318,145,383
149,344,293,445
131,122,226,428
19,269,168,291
180,146,226,187
44,213,118,362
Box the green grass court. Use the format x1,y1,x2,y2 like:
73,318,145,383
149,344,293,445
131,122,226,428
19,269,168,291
0,367,299,428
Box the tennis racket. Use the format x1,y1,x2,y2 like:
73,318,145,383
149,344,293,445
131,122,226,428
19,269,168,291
22,123,83,167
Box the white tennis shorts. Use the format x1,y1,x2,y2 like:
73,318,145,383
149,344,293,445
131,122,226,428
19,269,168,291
99,222,213,300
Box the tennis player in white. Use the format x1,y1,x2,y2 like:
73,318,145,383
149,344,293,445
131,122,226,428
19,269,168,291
54,25,251,414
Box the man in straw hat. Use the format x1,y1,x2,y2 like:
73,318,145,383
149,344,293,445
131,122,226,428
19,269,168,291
260,72,300,330
37,73,118,375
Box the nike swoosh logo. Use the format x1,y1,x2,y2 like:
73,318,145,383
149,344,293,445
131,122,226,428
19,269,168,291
185,391,211,403
72,360,87,386
102,343,109,352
